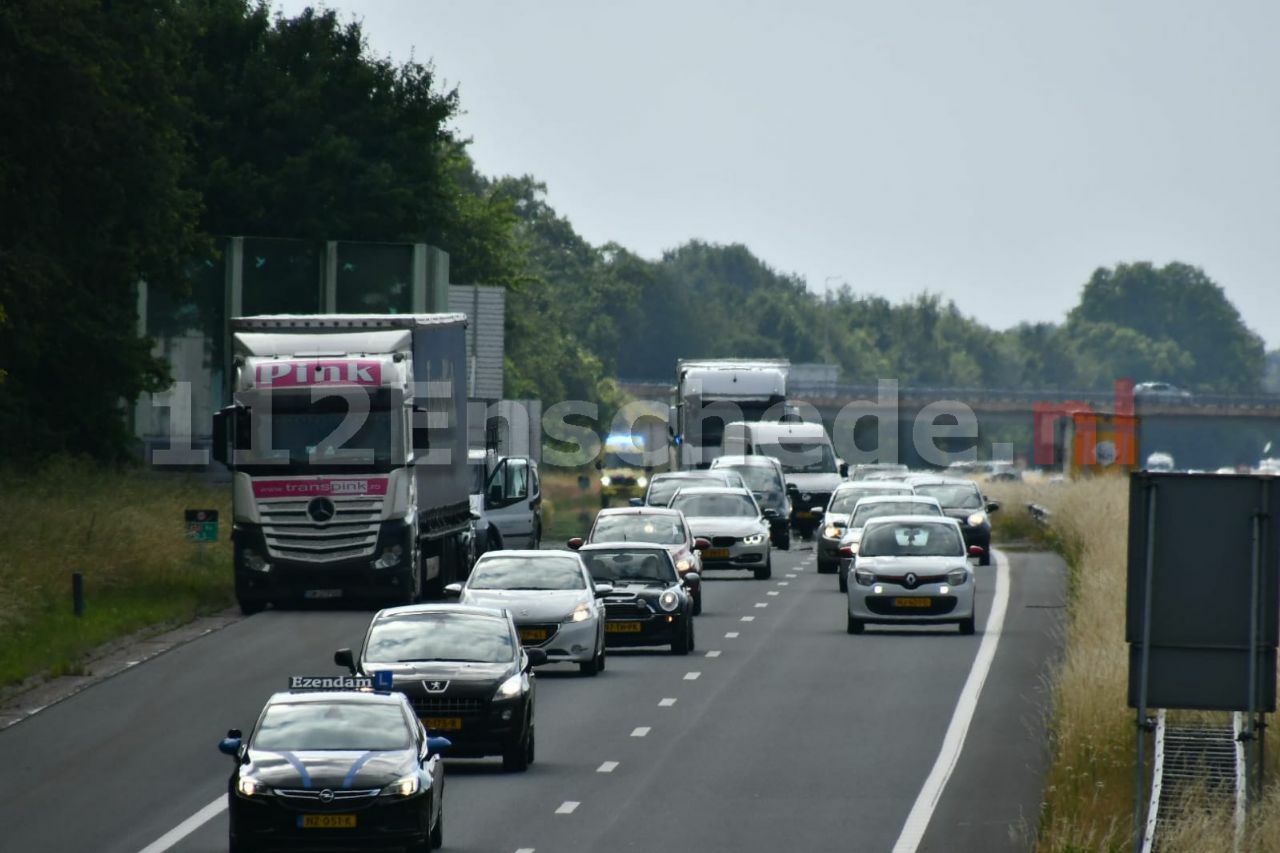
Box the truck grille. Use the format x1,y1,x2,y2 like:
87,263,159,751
259,497,384,563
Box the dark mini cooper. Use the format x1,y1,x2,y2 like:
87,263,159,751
577,543,698,655
219,686,448,852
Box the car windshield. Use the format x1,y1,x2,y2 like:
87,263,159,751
591,514,686,545
468,555,586,590
722,465,782,493
581,549,678,584
670,493,758,518
850,501,942,527
755,440,837,474
912,483,984,510
830,487,912,513
252,702,411,751
363,612,514,664
859,523,964,557
647,476,723,505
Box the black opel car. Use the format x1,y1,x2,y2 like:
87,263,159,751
335,603,545,772
577,543,698,654
218,684,447,852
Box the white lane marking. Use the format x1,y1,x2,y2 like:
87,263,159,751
891,549,1012,853
785,573,797,578
754,602,768,608
659,697,677,707
777,581,789,586
725,631,740,638
136,795,225,853
740,616,755,622
684,671,701,680
515,849,536,853
767,590,780,596
555,801,580,814
705,650,721,658
597,761,619,773
631,726,650,737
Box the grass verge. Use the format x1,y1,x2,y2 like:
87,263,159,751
540,468,607,543
0,460,233,689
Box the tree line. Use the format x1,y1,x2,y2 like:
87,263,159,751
0,1,1270,464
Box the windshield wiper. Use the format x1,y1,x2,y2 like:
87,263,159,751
397,657,486,663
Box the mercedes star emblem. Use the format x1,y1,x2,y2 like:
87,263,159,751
307,497,336,523
318,789,335,803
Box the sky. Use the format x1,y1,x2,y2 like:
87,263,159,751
275,0,1280,349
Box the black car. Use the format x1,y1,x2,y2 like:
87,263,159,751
577,543,698,654
908,478,999,565
218,683,447,852
335,603,546,773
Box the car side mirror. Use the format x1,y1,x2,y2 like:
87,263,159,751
334,648,356,673
986,501,1001,513
443,582,463,597
629,497,644,507
567,537,584,550
218,730,243,757
426,736,452,753
786,482,800,493
683,572,701,587
968,545,986,557
694,537,711,551
839,462,849,477
525,648,549,668
593,581,614,597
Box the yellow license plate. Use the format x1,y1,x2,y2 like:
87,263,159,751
299,814,356,829
796,511,816,518
703,548,731,559
607,621,643,633
519,628,548,642
422,716,462,731
893,597,932,608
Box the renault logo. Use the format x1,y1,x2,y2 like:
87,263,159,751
307,497,336,523
318,789,335,803
904,572,918,589
423,680,449,693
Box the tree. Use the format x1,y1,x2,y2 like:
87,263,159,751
1066,262,1266,392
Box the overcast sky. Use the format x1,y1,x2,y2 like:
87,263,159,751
277,1,1280,349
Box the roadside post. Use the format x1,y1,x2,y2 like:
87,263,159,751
185,509,219,563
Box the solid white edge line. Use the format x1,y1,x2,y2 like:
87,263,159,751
136,795,226,853
890,549,1011,853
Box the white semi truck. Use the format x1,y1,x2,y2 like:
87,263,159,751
670,359,790,469
212,314,472,614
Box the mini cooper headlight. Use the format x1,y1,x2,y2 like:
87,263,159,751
658,590,679,612
384,774,420,797
947,568,969,585
494,673,524,700
742,533,766,546
237,777,269,797
967,512,988,527
854,569,875,587
568,603,591,623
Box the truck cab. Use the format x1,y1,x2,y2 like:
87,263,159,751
468,448,542,555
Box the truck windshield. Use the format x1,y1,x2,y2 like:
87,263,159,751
755,441,837,474
236,389,400,474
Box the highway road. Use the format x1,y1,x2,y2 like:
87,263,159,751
0,546,1064,853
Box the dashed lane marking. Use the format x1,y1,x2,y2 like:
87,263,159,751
659,697,677,707
684,672,701,680
705,650,721,658
725,631,740,638
631,727,651,737
556,801,580,814
597,761,619,773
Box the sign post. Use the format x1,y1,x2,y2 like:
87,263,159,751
185,510,219,560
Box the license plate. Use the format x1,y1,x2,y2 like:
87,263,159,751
796,511,816,519
519,628,548,642
703,548,731,559
299,814,356,828
303,589,343,600
607,621,643,633
894,597,932,608
422,716,462,731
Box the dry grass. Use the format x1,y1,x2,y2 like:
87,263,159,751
983,474,1280,851
0,459,233,687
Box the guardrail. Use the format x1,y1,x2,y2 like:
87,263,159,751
1027,503,1052,528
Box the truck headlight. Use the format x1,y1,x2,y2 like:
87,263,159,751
237,777,269,797
601,476,612,487
383,774,420,797
967,512,988,527
373,544,403,569
568,603,591,623
742,533,766,546
494,673,524,700
658,590,679,612
241,550,269,572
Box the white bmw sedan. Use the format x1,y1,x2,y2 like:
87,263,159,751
845,516,976,635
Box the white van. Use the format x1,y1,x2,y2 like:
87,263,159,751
723,421,845,538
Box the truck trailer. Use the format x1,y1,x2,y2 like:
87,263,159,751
212,314,472,613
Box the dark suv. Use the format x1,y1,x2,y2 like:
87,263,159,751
710,454,792,549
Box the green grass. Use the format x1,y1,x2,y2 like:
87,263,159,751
540,468,607,543
0,459,234,688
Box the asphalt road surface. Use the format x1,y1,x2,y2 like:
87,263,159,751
0,546,1064,853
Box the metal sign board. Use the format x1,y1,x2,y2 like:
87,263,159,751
185,509,219,543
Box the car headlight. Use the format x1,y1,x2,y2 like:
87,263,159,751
824,525,842,539
383,774,420,797
742,533,765,546
237,777,269,797
637,476,648,488
854,569,875,587
373,544,403,569
601,475,612,486
658,590,679,612
947,568,969,585
241,549,269,572
494,672,524,700
568,603,591,623
676,558,693,572
967,512,988,527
